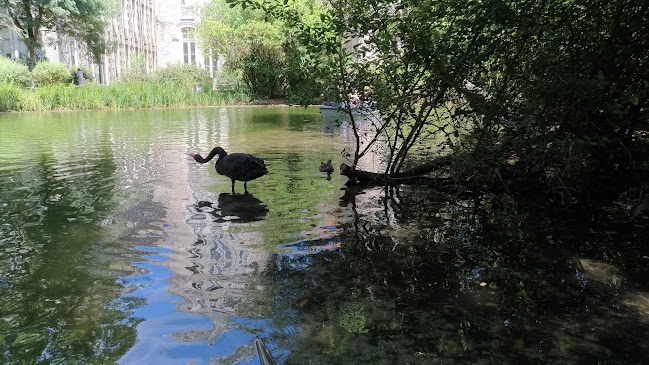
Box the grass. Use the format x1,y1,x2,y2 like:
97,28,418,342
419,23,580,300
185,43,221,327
0,81,252,112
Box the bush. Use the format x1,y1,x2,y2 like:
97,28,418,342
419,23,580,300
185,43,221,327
153,64,211,88
119,54,150,83
0,57,31,87
237,45,286,99
213,69,241,89
284,41,323,104
119,70,151,84
32,61,72,86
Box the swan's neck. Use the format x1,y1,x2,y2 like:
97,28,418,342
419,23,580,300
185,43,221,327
198,147,227,163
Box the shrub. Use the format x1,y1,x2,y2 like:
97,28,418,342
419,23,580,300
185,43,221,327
119,54,151,83
153,64,211,88
32,61,72,86
284,41,323,104
236,44,286,99
213,69,241,89
119,69,152,84
0,57,31,87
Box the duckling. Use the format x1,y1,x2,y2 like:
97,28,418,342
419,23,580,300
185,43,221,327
319,160,334,180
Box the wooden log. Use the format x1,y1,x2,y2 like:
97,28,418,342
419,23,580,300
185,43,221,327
339,155,454,184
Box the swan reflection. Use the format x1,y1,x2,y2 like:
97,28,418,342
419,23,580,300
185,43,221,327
195,193,268,223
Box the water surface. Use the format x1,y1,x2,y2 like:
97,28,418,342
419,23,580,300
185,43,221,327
1,107,648,364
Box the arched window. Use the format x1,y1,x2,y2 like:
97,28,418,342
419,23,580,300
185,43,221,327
182,28,195,64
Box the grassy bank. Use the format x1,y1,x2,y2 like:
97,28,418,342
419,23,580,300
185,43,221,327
0,81,252,112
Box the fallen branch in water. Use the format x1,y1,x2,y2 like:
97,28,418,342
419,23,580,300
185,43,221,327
339,155,454,185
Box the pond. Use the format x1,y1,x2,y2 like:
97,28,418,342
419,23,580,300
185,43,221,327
1,106,648,364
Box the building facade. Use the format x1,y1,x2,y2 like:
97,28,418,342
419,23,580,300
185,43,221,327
1,0,220,84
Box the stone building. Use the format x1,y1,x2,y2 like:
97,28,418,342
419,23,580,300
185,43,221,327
0,0,220,84
0,12,28,62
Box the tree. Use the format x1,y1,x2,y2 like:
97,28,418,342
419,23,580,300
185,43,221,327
0,0,111,70
198,0,328,100
232,0,649,199
197,0,286,97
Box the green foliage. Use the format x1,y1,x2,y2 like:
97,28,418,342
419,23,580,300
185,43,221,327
198,0,285,99
283,38,325,104
433,0,649,194
0,57,31,87
198,0,284,59
198,0,327,101
0,64,251,112
236,0,649,197
0,81,250,112
236,44,286,98
2,0,111,69
152,64,212,89
120,55,150,83
32,61,73,86
0,82,24,111
213,69,243,89
340,308,368,334
118,64,215,91
130,54,147,75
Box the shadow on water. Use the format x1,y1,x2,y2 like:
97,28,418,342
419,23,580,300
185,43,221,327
268,186,649,364
196,193,269,224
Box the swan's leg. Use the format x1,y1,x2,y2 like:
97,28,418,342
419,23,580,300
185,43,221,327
244,181,248,194
231,179,236,195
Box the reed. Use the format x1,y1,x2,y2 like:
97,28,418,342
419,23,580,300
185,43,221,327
0,80,251,112
0,82,22,111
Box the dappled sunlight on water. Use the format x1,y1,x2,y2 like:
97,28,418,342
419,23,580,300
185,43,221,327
1,107,649,364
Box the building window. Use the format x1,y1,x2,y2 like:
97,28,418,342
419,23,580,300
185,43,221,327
182,28,195,65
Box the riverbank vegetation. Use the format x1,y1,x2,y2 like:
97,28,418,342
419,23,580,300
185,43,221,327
197,0,326,104
0,60,252,112
0,0,327,112
236,0,648,206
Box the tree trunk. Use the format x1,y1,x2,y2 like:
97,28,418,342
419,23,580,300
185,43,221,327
24,25,39,72
339,155,453,185
26,41,36,71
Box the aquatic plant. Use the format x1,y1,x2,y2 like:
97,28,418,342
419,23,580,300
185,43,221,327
0,82,24,111
0,80,251,112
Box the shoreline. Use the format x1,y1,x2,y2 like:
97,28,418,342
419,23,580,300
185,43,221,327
0,99,322,113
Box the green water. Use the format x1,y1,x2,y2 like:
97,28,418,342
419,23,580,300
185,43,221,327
1,107,648,364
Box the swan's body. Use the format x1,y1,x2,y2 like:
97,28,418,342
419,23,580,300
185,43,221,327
191,147,268,194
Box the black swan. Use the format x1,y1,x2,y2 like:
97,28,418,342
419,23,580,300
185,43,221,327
191,146,268,194
319,160,334,180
